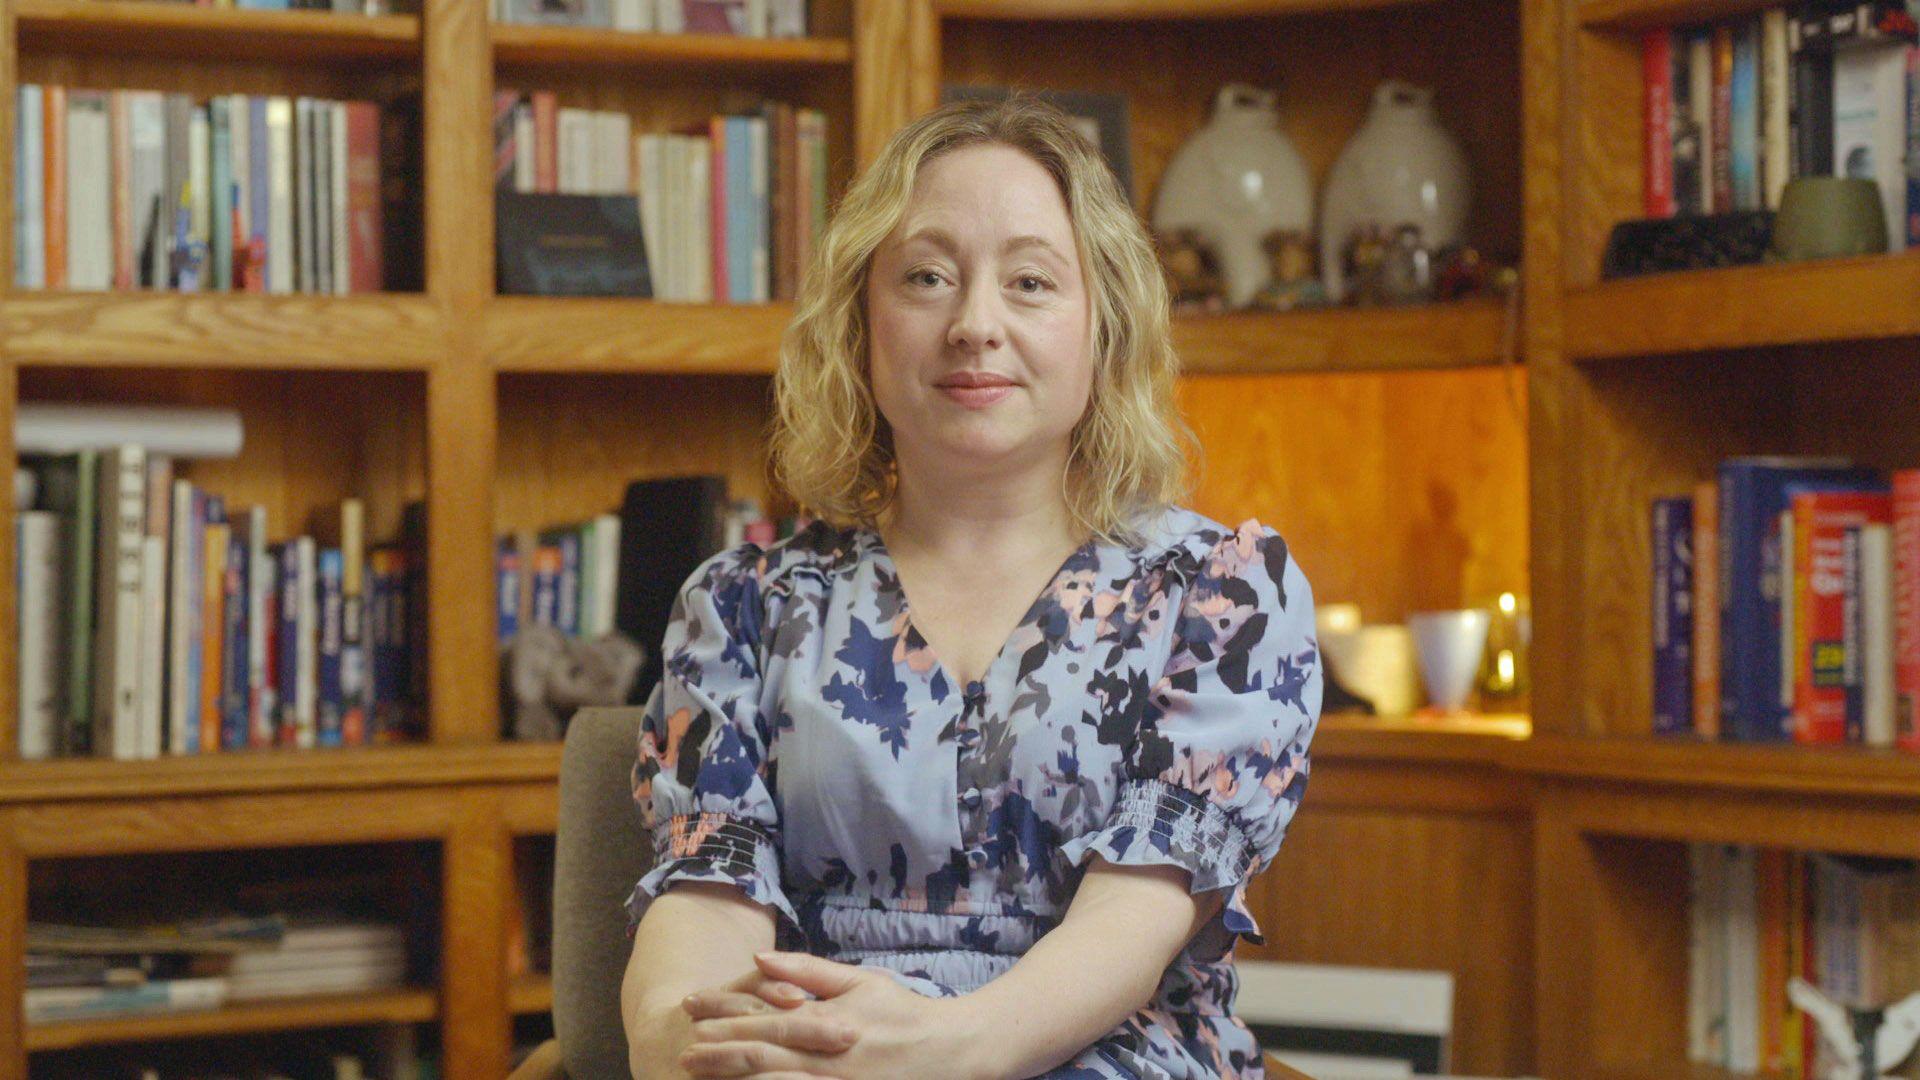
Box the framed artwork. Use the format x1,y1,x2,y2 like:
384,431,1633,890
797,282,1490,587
940,85,1134,201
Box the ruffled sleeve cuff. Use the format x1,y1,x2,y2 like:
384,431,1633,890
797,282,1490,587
1057,778,1267,954
625,812,805,947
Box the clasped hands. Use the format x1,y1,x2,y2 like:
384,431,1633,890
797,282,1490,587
673,950,984,1080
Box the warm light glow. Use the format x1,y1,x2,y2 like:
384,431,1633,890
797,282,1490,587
1498,592,1517,616
1497,651,1515,683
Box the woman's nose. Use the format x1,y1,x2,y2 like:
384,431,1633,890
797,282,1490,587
947,281,1005,352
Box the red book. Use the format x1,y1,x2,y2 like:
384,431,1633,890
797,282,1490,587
43,85,67,290
345,102,383,294
1894,470,1920,750
532,91,558,195
1643,30,1677,217
1792,489,1892,744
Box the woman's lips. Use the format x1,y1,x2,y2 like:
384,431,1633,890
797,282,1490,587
938,384,1015,408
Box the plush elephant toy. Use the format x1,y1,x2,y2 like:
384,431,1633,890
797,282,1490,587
1789,975,1920,1080
503,624,646,741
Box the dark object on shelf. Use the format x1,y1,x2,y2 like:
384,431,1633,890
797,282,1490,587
502,625,645,741
614,475,730,703
496,192,653,298
941,84,1134,200
1158,228,1227,314
1599,211,1774,279
1323,674,1376,715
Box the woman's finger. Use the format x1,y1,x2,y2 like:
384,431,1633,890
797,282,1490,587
689,1013,858,1054
678,1040,824,1078
753,980,809,1006
684,990,791,1020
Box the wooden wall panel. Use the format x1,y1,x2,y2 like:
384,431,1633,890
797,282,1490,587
1245,784,1534,1076
1178,366,1530,626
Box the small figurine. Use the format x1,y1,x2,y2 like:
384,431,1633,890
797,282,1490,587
1432,243,1494,301
1252,229,1327,311
1158,228,1227,314
1788,976,1920,1080
1377,223,1434,304
1340,224,1392,306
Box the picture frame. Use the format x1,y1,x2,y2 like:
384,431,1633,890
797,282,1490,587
940,84,1134,202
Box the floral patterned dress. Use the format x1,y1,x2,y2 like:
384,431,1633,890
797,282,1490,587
627,506,1322,1079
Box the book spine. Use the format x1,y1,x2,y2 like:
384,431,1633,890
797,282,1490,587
727,116,753,303
267,97,294,295
109,91,133,290
1761,10,1790,210
1730,19,1761,211
168,483,198,754
339,501,366,746
1654,497,1694,734
1694,481,1721,739
1712,25,1735,214
247,96,270,291
247,505,271,748
199,508,228,754
209,96,233,291
1908,45,1920,248
557,529,581,637
1646,30,1677,217
1862,522,1895,746
497,539,520,645
531,545,560,628
43,85,67,290
533,91,558,194
710,115,728,302
93,446,146,760
137,534,166,760
493,91,520,192
258,544,280,748
67,91,113,291
1895,470,1920,750
19,85,46,289
317,547,343,747
128,92,166,290
277,540,301,746
346,102,383,293
221,530,248,750
749,113,769,302
16,512,62,761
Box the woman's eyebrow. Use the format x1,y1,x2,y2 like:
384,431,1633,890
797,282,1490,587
898,228,1070,262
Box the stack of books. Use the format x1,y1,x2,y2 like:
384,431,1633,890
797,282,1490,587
492,0,808,38
15,448,423,760
1638,1,1917,249
1651,457,1920,748
1687,845,1920,1078
11,86,418,293
492,94,829,302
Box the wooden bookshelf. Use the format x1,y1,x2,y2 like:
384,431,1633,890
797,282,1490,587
507,973,553,1016
13,0,420,61
1174,296,1515,374
24,987,440,1052
490,22,849,69
484,298,791,372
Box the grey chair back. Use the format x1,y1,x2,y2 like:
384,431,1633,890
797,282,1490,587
553,706,653,1079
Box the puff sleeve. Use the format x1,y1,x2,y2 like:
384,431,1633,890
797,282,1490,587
625,549,803,945
1057,520,1321,959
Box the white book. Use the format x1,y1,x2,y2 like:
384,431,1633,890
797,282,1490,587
168,479,197,754
513,101,535,194
591,512,620,637
749,115,769,301
126,91,167,291
556,108,595,194
745,0,767,36
228,959,405,1001
611,0,650,32
228,94,251,255
1759,11,1789,211
247,504,271,747
266,98,295,295
17,511,63,761
1833,44,1909,252
137,533,166,760
188,104,211,277
18,85,46,290
66,92,114,291
595,111,631,193
295,536,318,749
687,135,711,302
331,100,350,294
635,134,664,297
654,0,683,33
92,445,146,760
1863,522,1896,746
767,0,803,37
294,99,315,293
662,135,686,301
1722,845,1759,1073
1689,843,1728,1063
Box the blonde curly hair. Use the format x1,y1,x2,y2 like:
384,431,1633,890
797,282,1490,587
769,94,1194,545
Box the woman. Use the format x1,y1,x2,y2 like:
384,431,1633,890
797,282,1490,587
621,95,1322,1079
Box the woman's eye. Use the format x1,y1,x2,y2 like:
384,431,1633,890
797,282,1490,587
1013,275,1051,293
909,269,945,287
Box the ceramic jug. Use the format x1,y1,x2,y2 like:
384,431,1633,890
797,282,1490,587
1151,84,1313,309
1320,81,1471,303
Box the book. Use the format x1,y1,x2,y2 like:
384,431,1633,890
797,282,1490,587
1653,496,1694,734
93,445,147,760
1789,488,1891,743
615,474,729,699
1895,470,1920,751
1695,480,1721,739
1730,19,1761,211
17,511,63,761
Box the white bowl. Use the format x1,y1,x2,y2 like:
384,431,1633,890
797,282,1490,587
1407,609,1492,712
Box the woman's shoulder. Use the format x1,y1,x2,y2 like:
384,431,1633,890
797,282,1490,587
1122,505,1294,592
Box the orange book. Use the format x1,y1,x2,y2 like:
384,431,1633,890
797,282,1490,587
109,91,133,291
201,519,230,754
1792,490,1893,743
43,85,67,289
1694,481,1721,738
1756,849,1788,1073
531,91,558,194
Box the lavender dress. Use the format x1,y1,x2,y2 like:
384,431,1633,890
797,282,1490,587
627,506,1322,1078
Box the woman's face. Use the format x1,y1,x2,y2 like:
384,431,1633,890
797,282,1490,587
865,142,1094,485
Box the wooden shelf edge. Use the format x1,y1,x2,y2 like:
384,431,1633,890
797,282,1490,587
1,291,443,370
1508,732,1920,801
486,297,788,373
509,973,554,1015
937,0,1442,20
0,741,563,805
14,0,420,59
1174,296,1515,375
1315,710,1531,765
25,987,438,1052
1575,0,1781,30
491,23,850,68
1564,252,1920,360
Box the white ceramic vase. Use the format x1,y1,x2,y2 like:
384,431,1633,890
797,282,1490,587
1319,81,1472,303
1319,624,1423,717
1152,84,1314,309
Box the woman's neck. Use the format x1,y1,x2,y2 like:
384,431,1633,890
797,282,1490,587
881,466,1082,564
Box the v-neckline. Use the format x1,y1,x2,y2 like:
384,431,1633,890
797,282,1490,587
867,527,1095,698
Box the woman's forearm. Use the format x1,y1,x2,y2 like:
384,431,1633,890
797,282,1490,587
621,883,778,1074
956,860,1224,1080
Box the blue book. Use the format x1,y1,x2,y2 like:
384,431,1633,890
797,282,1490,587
497,538,520,644
180,490,205,755
530,546,559,629
725,115,753,303
1729,21,1761,210
1652,497,1694,735
1719,458,1882,741
276,541,300,744
221,531,249,750
248,97,270,284
556,529,581,638
316,547,343,748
